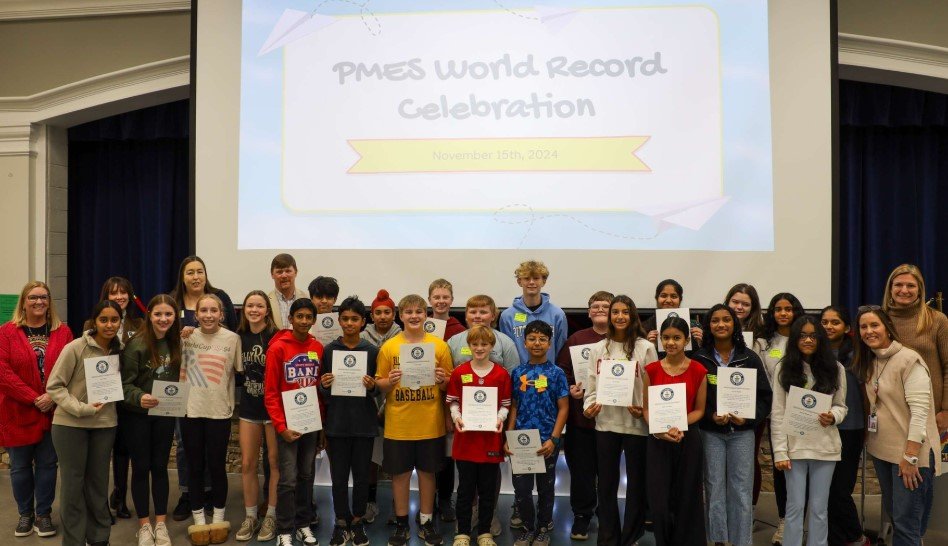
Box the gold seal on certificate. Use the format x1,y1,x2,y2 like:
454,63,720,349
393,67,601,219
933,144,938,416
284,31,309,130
84,355,124,404
568,343,597,386
282,386,322,433
399,343,435,390
312,312,343,346
423,318,447,340
716,367,757,417
786,386,831,437
149,380,190,417
597,359,636,407
461,386,497,431
648,383,688,434
331,350,368,397
506,429,544,474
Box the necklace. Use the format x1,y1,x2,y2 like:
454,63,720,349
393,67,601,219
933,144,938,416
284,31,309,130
24,323,50,338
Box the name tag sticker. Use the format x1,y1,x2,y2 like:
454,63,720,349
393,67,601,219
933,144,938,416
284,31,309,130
535,377,548,389
514,312,528,323
708,374,717,385
461,374,473,383
460,346,472,356
768,349,783,359
308,351,319,360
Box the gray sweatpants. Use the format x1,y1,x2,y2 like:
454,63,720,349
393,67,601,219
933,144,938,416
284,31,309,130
51,425,116,546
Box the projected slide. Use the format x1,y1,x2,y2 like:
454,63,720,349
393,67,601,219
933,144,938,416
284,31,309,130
238,1,773,250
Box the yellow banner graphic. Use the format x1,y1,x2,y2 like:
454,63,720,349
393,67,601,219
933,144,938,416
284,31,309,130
347,136,650,173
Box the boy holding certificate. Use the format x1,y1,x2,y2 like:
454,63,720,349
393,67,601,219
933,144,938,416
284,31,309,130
445,325,512,546
375,294,454,546
318,296,379,546
506,320,568,546
264,299,324,546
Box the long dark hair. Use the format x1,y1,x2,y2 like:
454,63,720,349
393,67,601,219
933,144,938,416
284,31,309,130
778,315,839,395
134,294,182,371
701,303,746,351
760,292,805,348
605,295,646,359
87,300,123,352
851,306,901,383
237,290,278,335
98,276,140,319
821,305,853,367
171,255,219,310
724,283,763,338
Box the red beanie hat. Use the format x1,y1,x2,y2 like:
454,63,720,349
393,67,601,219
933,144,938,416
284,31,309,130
371,289,395,311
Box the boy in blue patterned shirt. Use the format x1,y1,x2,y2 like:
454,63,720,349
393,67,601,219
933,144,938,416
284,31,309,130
505,320,569,546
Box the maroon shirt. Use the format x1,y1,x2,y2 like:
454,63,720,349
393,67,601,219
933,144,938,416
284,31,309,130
556,327,607,429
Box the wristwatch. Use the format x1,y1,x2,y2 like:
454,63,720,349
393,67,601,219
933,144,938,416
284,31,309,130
903,454,919,466
551,437,561,447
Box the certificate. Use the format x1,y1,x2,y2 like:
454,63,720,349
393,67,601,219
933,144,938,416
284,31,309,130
399,343,435,390
148,380,190,417
423,318,447,340
597,360,636,407
568,343,597,387
717,367,757,418
648,383,689,434
312,313,342,345
282,386,323,433
655,308,693,352
786,386,831,437
462,386,498,431
506,429,545,474
84,355,123,404
331,350,367,397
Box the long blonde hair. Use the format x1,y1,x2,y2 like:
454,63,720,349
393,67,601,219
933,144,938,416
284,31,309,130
11,281,63,329
881,263,932,334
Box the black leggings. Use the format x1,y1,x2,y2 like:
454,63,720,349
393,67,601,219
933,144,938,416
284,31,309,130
327,437,375,521
113,406,131,498
122,411,175,517
180,417,231,510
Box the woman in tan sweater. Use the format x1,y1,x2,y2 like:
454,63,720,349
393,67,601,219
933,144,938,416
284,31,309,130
852,306,941,546
881,264,948,433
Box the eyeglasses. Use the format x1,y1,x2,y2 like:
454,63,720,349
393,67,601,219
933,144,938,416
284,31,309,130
27,295,49,302
799,333,819,341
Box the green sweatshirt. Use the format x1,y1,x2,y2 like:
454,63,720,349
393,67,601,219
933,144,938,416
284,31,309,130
121,335,180,413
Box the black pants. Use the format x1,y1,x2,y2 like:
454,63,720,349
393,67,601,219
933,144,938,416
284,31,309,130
512,447,559,531
436,454,455,505
828,429,865,546
327,436,374,521
277,432,317,534
647,430,705,546
456,460,499,536
565,426,598,519
767,419,788,518
122,411,175,517
113,406,131,498
180,417,230,510
596,431,646,546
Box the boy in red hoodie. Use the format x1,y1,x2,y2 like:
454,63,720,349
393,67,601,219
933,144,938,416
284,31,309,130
264,299,324,546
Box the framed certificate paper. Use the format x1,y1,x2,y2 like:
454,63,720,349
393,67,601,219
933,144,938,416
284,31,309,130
149,380,190,417
716,367,757,418
423,318,447,340
505,429,544,474
648,383,688,434
331,350,368,397
399,343,435,389
461,386,497,431
84,355,123,404
597,360,636,407
568,343,597,387
282,386,322,433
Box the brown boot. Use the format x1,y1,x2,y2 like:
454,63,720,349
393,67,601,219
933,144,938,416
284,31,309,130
187,524,211,546
208,521,231,544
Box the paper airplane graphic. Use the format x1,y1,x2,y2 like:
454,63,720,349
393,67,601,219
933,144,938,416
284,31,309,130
258,9,336,56
636,196,732,232
535,5,579,32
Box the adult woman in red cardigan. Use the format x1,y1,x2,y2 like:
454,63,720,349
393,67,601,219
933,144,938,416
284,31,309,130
0,281,73,538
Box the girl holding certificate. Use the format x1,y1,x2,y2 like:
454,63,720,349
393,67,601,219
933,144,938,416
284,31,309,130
583,295,657,546
693,304,771,546
851,306,941,545
46,300,122,546
769,316,847,546
120,294,182,546
643,316,708,546
754,292,805,543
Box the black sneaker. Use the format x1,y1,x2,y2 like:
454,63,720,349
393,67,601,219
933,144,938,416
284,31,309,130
418,520,443,546
510,505,523,529
34,514,56,537
110,489,131,519
329,521,349,546
350,521,370,546
570,515,590,540
14,513,34,537
388,525,410,546
172,493,191,522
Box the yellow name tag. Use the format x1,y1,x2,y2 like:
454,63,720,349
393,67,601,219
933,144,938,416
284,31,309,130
514,312,528,323
535,377,548,389
460,346,472,356
708,374,717,385
308,351,319,360
768,349,783,359
461,374,473,383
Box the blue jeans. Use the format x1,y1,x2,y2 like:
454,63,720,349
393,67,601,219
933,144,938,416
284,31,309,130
7,430,58,516
702,429,755,546
512,446,559,531
784,459,835,546
873,453,935,546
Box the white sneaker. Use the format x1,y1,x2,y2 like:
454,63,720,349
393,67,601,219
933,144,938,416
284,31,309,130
364,502,379,524
772,518,785,545
137,523,156,546
154,522,171,546
297,526,319,545
277,533,295,546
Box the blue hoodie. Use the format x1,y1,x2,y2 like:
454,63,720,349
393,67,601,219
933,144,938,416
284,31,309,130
499,293,568,364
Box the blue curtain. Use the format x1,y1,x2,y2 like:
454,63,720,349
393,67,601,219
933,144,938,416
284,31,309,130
839,80,948,313
67,99,190,334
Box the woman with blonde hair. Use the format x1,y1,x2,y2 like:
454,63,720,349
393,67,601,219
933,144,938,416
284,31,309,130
0,281,72,538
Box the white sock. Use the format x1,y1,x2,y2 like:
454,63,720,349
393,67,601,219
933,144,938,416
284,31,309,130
266,505,277,518
192,509,206,526
246,505,258,520
212,507,225,523
420,513,433,525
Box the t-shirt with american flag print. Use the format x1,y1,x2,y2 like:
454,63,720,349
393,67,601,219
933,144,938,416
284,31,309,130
182,328,243,419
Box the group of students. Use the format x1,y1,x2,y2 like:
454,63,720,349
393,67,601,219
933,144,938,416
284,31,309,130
0,255,945,546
